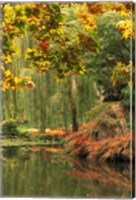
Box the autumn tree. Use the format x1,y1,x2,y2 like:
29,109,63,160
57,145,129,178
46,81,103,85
1,2,134,132
23,3,98,132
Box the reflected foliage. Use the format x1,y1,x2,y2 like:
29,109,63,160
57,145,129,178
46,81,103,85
1,147,131,198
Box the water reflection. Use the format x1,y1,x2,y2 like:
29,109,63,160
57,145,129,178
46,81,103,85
1,147,131,198
64,157,131,198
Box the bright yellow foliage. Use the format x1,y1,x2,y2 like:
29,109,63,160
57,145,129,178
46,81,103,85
116,19,134,40
78,5,97,31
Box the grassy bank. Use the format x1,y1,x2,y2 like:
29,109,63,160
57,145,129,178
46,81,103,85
0,131,65,147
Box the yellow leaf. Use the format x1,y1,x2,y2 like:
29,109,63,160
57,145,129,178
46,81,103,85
14,77,21,84
4,70,12,77
4,55,12,64
122,29,130,39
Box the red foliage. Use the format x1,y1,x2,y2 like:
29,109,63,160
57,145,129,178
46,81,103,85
30,147,62,152
65,129,132,162
27,81,33,88
45,129,66,136
79,121,96,129
40,41,50,52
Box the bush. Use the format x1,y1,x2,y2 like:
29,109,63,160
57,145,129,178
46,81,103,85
2,119,20,138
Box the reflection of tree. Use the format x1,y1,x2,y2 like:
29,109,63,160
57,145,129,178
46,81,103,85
3,146,19,158
64,157,131,196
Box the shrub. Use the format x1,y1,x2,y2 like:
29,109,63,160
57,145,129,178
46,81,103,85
2,119,20,138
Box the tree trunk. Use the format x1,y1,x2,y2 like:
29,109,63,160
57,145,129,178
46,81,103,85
13,90,17,119
67,73,78,132
63,96,68,133
39,73,47,133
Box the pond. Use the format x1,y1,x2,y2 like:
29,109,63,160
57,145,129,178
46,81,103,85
0,146,132,198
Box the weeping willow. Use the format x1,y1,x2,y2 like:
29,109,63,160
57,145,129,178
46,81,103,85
2,35,98,131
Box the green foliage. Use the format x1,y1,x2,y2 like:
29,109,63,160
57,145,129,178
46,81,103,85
89,12,131,101
111,61,134,109
2,119,20,138
86,102,110,121
121,87,130,108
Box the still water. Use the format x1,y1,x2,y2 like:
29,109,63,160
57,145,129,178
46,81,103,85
1,146,131,198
